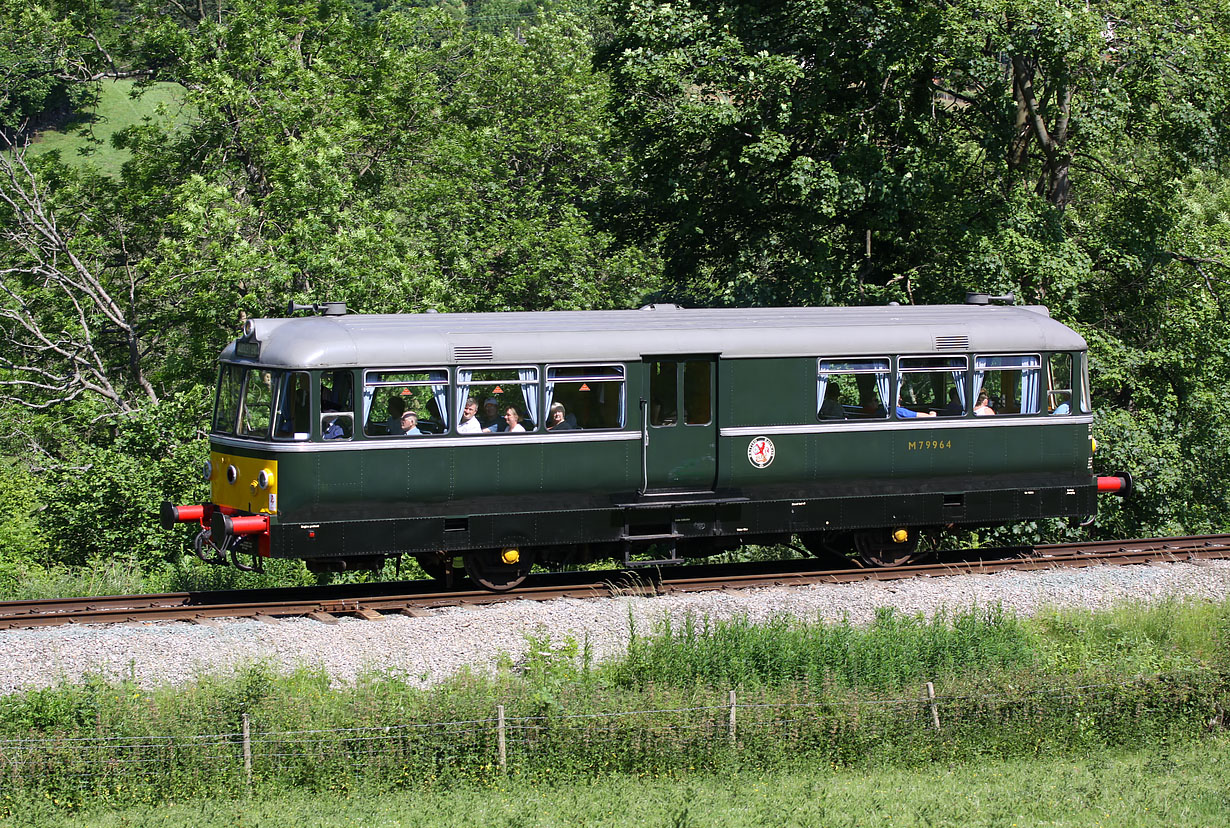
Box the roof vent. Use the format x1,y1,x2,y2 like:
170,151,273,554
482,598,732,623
639,303,683,311
965,292,1015,305
934,335,970,351
452,344,494,362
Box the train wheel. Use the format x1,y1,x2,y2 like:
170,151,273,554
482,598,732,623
853,529,921,567
463,547,534,592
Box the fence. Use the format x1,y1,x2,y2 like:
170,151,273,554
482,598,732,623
0,669,1226,805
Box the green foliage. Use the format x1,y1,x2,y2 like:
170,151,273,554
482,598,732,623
612,606,1037,691
39,387,210,571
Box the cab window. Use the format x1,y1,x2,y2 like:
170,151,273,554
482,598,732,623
320,370,355,441
1047,353,1073,415
238,369,277,439
212,364,244,435
273,371,311,440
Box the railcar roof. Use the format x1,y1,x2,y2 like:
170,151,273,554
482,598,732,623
223,305,1087,368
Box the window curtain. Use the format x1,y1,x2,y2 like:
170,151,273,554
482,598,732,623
875,370,890,412
455,369,472,424
519,368,538,425
951,371,967,408
816,371,829,411
361,385,375,426
1020,357,1041,414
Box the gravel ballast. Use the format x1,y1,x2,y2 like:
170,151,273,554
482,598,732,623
3,561,1230,696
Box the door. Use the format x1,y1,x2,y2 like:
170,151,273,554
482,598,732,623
642,357,717,492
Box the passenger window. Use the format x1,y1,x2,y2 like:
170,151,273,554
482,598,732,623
1047,353,1073,415
320,370,355,441
1078,353,1091,414
362,370,449,437
683,360,711,426
650,361,678,426
274,371,311,440
817,359,891,420
238,369,276,439
457,368,539,433
898,357,967,418
974,355,1041,416
546,366,625,431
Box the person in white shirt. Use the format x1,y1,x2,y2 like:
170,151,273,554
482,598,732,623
503,406,526,432
457,398,482,434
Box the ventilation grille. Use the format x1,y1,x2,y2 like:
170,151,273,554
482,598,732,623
452,345,494,362
934,335,970,351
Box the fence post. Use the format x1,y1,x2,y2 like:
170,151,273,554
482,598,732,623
925,682,941,731
497,704,507,773
242,713,252,791
728,690,737,746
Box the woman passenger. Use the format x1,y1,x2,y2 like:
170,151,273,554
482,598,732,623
547,402,576,430
974,390,995,416
503,406,526,433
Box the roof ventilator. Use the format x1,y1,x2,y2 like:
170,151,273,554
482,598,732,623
452,345,495,362
934,334,970,351
639,303,684,311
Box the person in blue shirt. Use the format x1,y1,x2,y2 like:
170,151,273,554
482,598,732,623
399,411,422,435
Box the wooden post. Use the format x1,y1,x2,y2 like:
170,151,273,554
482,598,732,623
728,690,737,746
925,682,941,731
497,705,507,772
242,713,252,790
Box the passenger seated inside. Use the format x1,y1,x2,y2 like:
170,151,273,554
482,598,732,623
480,398,501,430
547,402,577,430
322,415,349,439
941,388,964,416
385,396,406,433
502,406,526,433
895,404,936,419
458,398,482,434
974,390,995,416
399,411,421,435
1051,392,1070,415
818,386,846,420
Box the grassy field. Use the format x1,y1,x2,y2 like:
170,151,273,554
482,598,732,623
9,735,1228,828
28,79,190,177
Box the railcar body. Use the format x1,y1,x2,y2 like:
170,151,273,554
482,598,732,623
163,302,1127,590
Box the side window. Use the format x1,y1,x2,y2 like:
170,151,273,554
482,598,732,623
817,359,890,421
546,366,625,431
457,368,539,433
320,370,354,441
238,369,277,439
898,357,968,418
974,355,1041,416
683,360,712,426
1079,352,1091,414
649,361,678,426
274,371,311,440
212,364,243,435
362,370,449,437
1047,353,1073,415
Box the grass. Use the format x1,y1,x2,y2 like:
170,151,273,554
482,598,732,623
27,80,191,177
9,735,1229,828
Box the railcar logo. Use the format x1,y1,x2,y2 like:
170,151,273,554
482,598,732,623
747,436,775,468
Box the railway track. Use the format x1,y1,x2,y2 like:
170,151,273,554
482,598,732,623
2,534,1228,630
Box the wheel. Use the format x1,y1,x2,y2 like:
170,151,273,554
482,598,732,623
463,547,534,592
798,531,855,563
853,528,922,567
414,552,450,581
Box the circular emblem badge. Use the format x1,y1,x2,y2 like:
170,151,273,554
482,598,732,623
747,436,775,469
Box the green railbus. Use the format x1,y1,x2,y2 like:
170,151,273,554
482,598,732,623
162,299,1128,590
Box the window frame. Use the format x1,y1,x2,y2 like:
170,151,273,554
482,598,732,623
455,365,540,434
973,353,1044,417
816,356,893,422
545,363,627,431
896,355,969,419
361,368,451,438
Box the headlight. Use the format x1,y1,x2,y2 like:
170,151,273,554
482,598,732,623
203,460,213,481
226,464,239,484
258,469,273,489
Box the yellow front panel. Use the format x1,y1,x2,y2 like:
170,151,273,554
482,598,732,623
210,451,279,515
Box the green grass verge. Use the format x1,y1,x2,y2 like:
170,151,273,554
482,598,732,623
8,735,1229,828
1,600,1227,815
27,80,190,177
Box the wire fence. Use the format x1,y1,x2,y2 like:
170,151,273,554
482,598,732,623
1,669,1226,804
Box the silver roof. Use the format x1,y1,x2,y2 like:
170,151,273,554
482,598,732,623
221,305,1087,368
